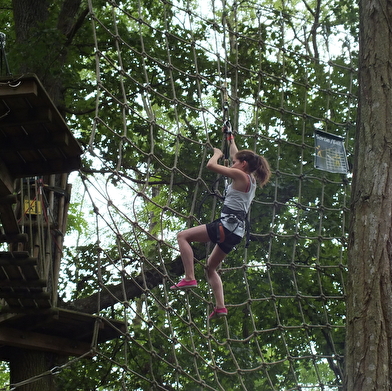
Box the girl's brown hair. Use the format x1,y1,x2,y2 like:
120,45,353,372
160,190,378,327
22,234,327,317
235,150,271,187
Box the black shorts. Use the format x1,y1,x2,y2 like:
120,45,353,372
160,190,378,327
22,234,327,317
206,219,242,254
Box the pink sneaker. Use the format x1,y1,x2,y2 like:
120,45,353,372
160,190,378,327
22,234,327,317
170,279,198,290
209,307,228,320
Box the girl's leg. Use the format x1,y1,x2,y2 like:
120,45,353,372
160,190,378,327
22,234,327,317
177,225,210,280
206,245,227,308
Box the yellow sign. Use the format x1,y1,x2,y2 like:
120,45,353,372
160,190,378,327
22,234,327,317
24,199,42,215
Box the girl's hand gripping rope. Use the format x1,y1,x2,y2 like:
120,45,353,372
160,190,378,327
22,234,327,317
212,147,224,159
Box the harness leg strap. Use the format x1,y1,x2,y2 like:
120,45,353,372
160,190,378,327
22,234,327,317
217,222,226,243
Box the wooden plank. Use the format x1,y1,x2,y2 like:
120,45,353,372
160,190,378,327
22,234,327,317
2,298,51,310
0,251,25,257
13,296,37,309
0,309,125,347
11,251,30,258
0,123,71,152
0,279,46,288
0,194,19,238
0,78,38,99
0,326,93,357
18,265,41,281
1,296,51,310
0,250,49,309
0,233,28,244
56,309,126,342
0,264,23,280
29,299,52,309
0,107,52,127
0,204,19,236
0,257,38,267
0,157,15,200
1,298,20,307
0,135,68,152
0,267,8,280
0,289,51,308
1,154,81,178
0,74,82,179
0,291,49,300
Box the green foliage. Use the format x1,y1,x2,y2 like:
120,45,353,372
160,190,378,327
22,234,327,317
3,0,357,389
0,361,9,389
66,201,90,236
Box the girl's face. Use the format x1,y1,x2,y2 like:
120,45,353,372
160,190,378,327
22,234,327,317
231,158,246,171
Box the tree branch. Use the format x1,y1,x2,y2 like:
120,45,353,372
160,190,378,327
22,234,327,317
62,247,205,314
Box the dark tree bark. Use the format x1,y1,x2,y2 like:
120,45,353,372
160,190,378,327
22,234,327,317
12,0,86,111
9,349,66,391
345,0,392,390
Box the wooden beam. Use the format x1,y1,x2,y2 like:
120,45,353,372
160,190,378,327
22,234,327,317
0,233,28,243
0,78,38,98
0,291,50,300
6,156,81,178
0,191,19,236
0,256,38,266
0,279,46,288
0,107,52,127
0,157,15,196
0,326,94,357
0,134,69,151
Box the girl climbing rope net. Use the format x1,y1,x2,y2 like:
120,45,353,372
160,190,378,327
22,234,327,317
170,128,271,320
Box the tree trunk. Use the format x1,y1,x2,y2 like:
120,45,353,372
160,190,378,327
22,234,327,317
345,0,392,390
12,0,85,110
9,349,63,391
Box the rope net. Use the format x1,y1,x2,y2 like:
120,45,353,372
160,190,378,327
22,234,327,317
48,0,356,390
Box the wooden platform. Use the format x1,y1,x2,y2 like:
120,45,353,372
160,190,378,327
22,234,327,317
0,251,50,309
0,309,126,358
0,73,82,239
0,75,124,360
0,252,127,358
0,73,82,179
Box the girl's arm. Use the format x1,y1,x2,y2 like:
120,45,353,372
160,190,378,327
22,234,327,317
206,148,225,173
229,137,238,159
206,147,249,187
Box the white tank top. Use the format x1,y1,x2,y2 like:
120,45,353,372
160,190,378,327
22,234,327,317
220,175,256,237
